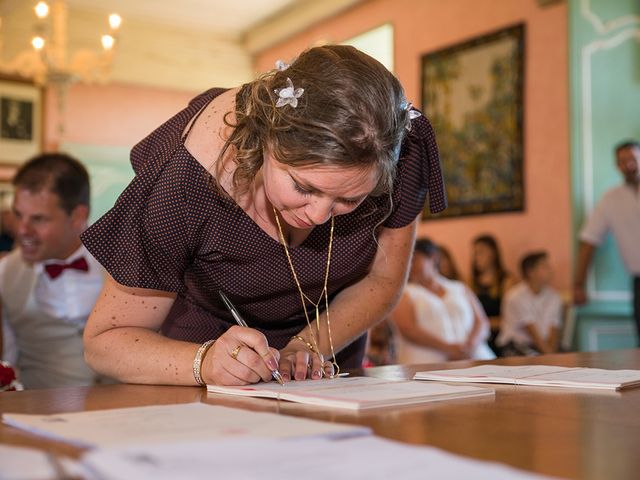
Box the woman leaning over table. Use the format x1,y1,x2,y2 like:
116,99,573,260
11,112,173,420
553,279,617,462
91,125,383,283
81,45,446,387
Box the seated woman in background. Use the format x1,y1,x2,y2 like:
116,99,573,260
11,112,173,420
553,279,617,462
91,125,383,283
390,238,495,363
437,244,461,281
471,234,517,353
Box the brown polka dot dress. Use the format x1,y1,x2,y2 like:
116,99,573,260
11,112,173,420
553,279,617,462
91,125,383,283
81,88,447,368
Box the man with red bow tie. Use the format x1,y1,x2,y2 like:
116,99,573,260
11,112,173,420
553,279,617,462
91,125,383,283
0,153,104,389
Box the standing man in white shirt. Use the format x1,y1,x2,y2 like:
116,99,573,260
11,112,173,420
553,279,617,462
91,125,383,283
0,153,105,389
497,251,563,356
574,140,640,345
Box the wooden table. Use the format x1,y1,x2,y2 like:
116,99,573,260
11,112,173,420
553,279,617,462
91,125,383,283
2,349,640,479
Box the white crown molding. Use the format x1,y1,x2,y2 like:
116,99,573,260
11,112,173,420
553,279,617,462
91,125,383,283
580,0,640,35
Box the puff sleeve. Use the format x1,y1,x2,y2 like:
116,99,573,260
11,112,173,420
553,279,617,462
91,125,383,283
383,114,447,228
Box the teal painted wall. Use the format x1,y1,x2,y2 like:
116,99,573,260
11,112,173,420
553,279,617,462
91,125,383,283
569,0,640,350
60,142,134,224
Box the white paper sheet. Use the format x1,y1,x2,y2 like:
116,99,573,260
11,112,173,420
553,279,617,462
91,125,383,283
0,444,65,480
2,403,368,448
0,443,114,480
81,435,558,480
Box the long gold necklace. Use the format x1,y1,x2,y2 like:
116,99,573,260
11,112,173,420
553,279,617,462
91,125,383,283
272,207,339,377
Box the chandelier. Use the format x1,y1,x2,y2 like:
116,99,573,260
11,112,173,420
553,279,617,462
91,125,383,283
0,1,122,86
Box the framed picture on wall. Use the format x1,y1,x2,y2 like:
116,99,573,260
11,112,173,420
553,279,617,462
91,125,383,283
421,24,525,219
0,77,43,164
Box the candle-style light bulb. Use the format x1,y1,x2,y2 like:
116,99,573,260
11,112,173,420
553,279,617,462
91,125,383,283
108,13,121,30
32,36,45,50
34,1,49,19
101,34,115,50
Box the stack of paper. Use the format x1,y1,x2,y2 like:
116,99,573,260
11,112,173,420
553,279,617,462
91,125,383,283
414,365,640,391
207,376,494,410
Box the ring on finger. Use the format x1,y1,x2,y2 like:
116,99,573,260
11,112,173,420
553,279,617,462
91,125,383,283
230,345,243,360
322,360,335,378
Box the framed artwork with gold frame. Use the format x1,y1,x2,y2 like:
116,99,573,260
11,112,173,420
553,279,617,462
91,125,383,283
421,24,525,218
0,76,43,164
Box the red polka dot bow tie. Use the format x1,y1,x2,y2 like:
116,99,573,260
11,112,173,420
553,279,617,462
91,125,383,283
44,257,89,279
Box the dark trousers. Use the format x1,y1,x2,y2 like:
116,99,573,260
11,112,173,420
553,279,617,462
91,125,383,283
634,277,640,347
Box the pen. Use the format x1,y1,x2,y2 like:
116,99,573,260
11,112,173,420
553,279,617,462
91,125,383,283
219,290,285,386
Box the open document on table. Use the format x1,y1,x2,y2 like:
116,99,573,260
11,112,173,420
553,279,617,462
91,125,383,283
414,365,640,390
207,376,494,410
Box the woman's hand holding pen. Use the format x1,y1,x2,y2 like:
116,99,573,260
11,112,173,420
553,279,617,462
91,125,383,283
278,337,332,382
202,326,280,386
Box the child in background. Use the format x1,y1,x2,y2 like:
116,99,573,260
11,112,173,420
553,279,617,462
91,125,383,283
497,251,562,356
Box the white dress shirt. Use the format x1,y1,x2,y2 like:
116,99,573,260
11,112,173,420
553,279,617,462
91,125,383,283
497,282,563,347
580,183,640,275
34,245,105,327
0,245,104,363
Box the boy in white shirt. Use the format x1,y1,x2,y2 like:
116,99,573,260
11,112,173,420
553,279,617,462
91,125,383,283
497,251,562,356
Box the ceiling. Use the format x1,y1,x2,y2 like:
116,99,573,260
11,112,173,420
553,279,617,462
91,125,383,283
66,0,304,38
0,0,366,90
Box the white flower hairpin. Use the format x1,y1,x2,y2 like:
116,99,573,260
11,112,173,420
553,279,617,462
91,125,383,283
405,102,422,120
402,101,421,131
275,77,304,108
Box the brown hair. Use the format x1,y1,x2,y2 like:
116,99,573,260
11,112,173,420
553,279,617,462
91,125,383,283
520,251,548,279
472,234,508,295
217,45,410,199
438,244,461,281
615,139,639,155
13,152,90,215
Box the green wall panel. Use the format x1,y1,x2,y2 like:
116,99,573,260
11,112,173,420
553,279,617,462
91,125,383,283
60,142,134,224
569,0,639,349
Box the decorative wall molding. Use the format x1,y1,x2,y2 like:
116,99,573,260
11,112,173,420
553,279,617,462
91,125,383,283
587,323,636,351
579,0,639,302
580,0,640,35
582,29,640,213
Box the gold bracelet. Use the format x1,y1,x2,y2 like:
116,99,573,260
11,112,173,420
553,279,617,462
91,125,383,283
193,339,216,386
290,335,317,354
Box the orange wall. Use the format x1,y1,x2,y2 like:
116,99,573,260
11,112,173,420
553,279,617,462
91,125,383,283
44,82,197,149
255,0,571,291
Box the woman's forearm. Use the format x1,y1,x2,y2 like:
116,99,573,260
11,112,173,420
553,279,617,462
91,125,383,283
83,276,200,385
84,326,201,385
